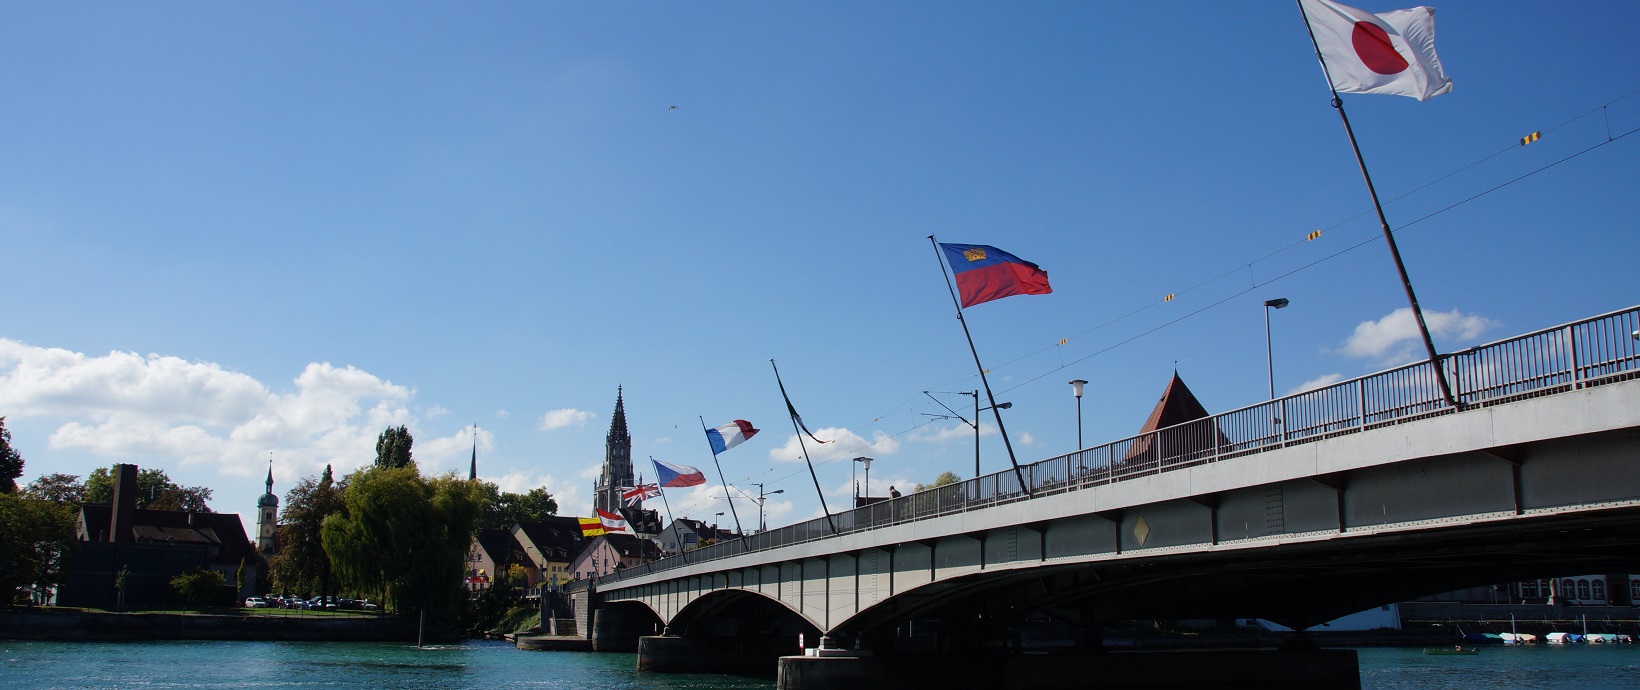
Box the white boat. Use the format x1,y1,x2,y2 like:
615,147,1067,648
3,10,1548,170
1546,632,1574,644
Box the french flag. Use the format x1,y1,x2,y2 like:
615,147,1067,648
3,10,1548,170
705,420,759,454
652,458,707,488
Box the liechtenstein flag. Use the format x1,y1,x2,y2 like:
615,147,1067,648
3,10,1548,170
652,458,707,488
705,420,759,454
939,243,1053,308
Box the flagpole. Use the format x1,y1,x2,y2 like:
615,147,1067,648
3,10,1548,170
928,235,1033,498
699,416,748,549
1297,1,1459,411
649,457,689,564
771,359,838,534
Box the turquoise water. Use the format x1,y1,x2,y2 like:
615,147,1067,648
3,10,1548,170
4,639,1639,688
1357,644,1640,690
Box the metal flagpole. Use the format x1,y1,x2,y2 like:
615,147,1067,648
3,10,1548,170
649,457,689,563
1296,0,1458,411
771,359,838,534
699,416,748,549
928,235,1033,498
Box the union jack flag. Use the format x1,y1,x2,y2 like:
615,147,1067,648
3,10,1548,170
621,483,660,507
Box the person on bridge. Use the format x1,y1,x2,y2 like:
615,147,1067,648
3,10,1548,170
889,486,901,499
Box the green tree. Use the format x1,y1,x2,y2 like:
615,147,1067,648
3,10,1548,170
84,466,213,512
0,417,24,494
373,425,414,469
913,471,963,492
0,494,78,606
322,466,483,628
169,566,224,606
23,473,86,503
477,483,558,530
269,467,346,597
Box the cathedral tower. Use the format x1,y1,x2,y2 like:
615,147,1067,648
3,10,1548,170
593,387,635,514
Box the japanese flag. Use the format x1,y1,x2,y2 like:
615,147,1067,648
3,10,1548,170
1301,0,1452,101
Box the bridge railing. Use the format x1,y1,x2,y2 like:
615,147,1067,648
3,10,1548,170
600,305,1640,586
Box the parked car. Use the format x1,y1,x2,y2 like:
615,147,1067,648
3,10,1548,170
243,597,269,608
357,599,378,611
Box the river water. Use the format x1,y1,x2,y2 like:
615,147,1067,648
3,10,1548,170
4,638,1639,688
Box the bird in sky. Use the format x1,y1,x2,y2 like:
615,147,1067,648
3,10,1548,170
668,105,678,111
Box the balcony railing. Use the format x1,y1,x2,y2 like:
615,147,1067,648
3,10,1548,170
599,305,1640,586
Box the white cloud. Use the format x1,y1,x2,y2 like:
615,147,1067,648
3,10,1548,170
1018,432,1037,446
538,408,594,431
0,339,471,488
1288,373,1346,395
576,463,604,480
495,409,510,418
488,469,588,518
424,405,449,419
767,427,900,463
1339,307,1499,365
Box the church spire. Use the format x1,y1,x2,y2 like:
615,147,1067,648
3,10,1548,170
609,385,629,443
595,386,635,513
469,423,478,481
264,456,274,495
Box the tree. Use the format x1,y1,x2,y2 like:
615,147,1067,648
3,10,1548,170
477,483,558,530
23,473,86,503
84,466,214,512
322,465,483,628
913,471,963,492
0,493,77,606
170,566,224,607
270,468,346,597
374,425,414,469
0,417,24,494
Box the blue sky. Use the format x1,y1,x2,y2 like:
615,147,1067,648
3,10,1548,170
3,1,1637,533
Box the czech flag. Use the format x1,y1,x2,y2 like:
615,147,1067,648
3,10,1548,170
652,458,707,488
705,420,759,454
939,243,1052,309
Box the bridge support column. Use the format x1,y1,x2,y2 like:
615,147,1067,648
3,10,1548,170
777,649,1360,690
591,606,657,652
638,635,788,677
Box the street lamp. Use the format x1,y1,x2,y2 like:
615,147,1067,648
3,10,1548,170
853,457,873,504
1069,380,1088,449
923,391,1010,478
751,482,785,533
1263,298,1290,400
714,512,724,537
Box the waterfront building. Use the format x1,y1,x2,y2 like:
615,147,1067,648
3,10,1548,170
511,516,590,587
58,463,259,608
566,533,662,579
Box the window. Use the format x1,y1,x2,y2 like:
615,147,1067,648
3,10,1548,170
1562,579,1576,599
1631,578,1640,601
1592,579,1605,601
1520,581,1538,598
1577,579,1591,600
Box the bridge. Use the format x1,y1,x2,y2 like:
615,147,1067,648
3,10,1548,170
576,305,1640,688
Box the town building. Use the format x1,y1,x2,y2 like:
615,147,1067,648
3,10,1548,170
567,533,663,579
58,463,259,608
657,517,742,553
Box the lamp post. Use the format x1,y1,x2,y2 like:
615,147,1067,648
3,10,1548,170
714,512,724,537
923,391,1009,478
751,483,784,533
1263,298,1290,400
853,457,873,504
1068,380,1088,449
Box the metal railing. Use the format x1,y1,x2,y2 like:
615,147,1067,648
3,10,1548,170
599,305,1640,586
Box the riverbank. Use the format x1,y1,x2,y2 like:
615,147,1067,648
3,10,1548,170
0,607,417,642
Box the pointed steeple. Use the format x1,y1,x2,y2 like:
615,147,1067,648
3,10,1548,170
595,386,635,513
265,458,275,494
469,424,478,481
608,386,629,444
